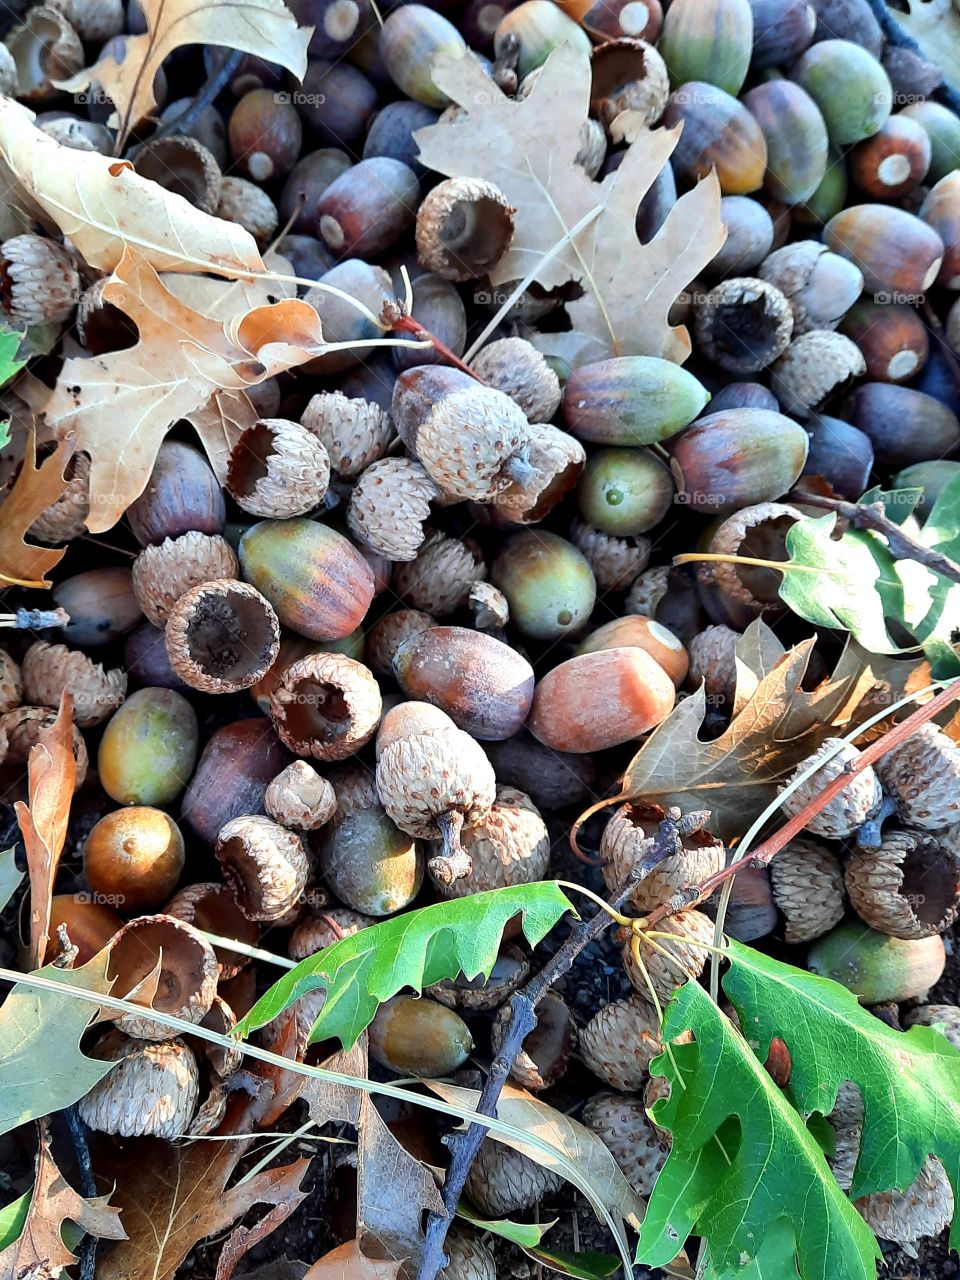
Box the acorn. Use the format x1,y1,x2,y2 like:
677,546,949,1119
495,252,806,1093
369,994,472,1076
494,0,591,78
366,609,436,678
375,700,497,879
132,531,239,627
662,82,767,195
127,441,226,547
625,908,714,1004
0,705,89,784
657,0,753,96
320,799,423,916
582,1092,670,1197
715,860,778,943
77,1031,199,1139
302,392,394,482
316,158,420,259
39,114,112,154
432,784,549,898
840,300,930,385
686,623,738,711
485,730,597,812
602,803,725,911
46,895,123,966
708,196,775,277
0,649,21,715
214,175,278,247
47,0,123,42
847,384,960,467
577,447,673,537
394,529,486,616
327,761,379,821
850,116,931,200
278,148,352,234
779,739,881,840
748,0,815,68
791,39,891,145
528,647,675,754
464,1139,563,1217
268,652,381,761
768,836,844,943
626,566,703,644
808,921,945,1004
561,356,709,446
346,457,438,562
883,42,942,100
303,259,394,376
875,725,960,832
227,88,302,182
4,7,82,102
469,339,559,424
920,172,960,290
693,277,793,374
669,408,809,512
770,330,866,419
83,806,184,914
392,366,531,503
394,627,534,742
857,1159,954,1246
98,687,198,808
579,994,667,1091
364,100,439,178
490,530,594,641
846,828,960,940
288,906,372,960
22,641,126,728
164,579,280,695
216,814,309,922
297,59,379,147
903,1004,960,1050
810,0,882,52
490,991,574,1092
695,501,801,630
265,761,336,832
902,100,960,185
758,241,863,335
589,37,670,135
180,719,291,846
415,178,515,283
429,944,530,1011
795,146,848,227
107,914,218,1039
442,1230,496,1280
582,0,661,42
824,205,945,296
569,522,650,593
0,234,78,325
394,274,468,375
290,0,373,55
490,423,586,527
131,135,222,215
802,414,874,499
380,5,467,107
226,419,330,520
50,567,137,650
238,519,375,642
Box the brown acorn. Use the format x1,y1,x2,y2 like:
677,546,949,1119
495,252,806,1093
216,176,279,248
265,760,337,831
316,158,420,258
127,441,226,547
429,944,530,1011
107,914,218,1040
847,384,960,467
601,803,725,911
180,718,292,846
582,1091,670,1197
850,115,932,199
0,234,78,325
131,135,222,215
368,994,472,1076
393,529,486,616
579,994,671,1091
875,724,960,831
920,172,960,289
625,908,714,1004
165,881,260,980
779,739,881,839
226,419,330,518
742,79,828,208
695,501,801,630
132,531,239,626
84,807,185,913
0,705,89,784
569,521,650,593
301,390,394,478
693,277,794,373
0,649,22,715
662,82,767,195
770,330,866,418
415,177,515,281
469,337,560,423
824,204,945,295
574,616,688,687
22,640,126,728
490,991,575,1091
54,567,141,649
464,1139,563,1217
490,423,586,526
165,579,280,694
845,829,960,940
77,1031,199,1139
768,836,845,943
216,814,309,921
228,88,302,182
840,299,930,384
346,457,438,561
268,652,381,761
431,785,549,898
758,240,863,334
47,895,123,966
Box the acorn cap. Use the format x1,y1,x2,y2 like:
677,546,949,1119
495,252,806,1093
346,456,438,561
601,803,725,912
490,990,575,1091
442,1228,496,1280
903,1003,960,1050
429,785,549,898
758,240,864,334
4,7,82,102
590,36,670,135
770,329,867,418
769,835,845,943
579,994,672,1091
393,529,486,615
40,115,112,152
265,760,337,830
77,1030,199,1138
875,723,960,831
191,993,244,1080
415,176,516,282
0,648,22,715
131,134,222,215
0,704,89,784
570,521,650,592
366,608,436,677
428,943,530,1011
845,828,960,939
301,390,395,478
75,276,139,355
22,640,126,728
693,277,794,374
327,761,380,819
226,418,330,518
269,651,381,760
288,906,373,961
625,565,671,618
687,623,739,709
48,0,123,44
492,422,586,525
0,233,79,325
696,502,802,627
464,1138,563,1217
216,813,310,921
857,1157,954,1246
107,914,219,1040
582,1090,670,1197
216,175,279,248
468,581,509,631
625,908,715,1005
132,531,239,626
470,338,562,423
26,450,90,543
779,738,882,839
165,881,260,981
165,578,281,694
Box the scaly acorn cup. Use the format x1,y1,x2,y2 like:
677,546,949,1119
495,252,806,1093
695,501,801,630
807,921,946,1004
238,518,375,641
662,82,767,195
430,784,549,899
560,356,709,445
165,580,280,694
166,882,260,980
98,686,199,807
669,408,809,513
657,0,753,96
491,530,596,641
415,178,516,283
845,829,960,941
268,651,382,761
790,38,892,145
742,80,828,207
824,204,945,295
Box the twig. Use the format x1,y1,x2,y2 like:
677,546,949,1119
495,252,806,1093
149,50,246,144
790,488,960,587
417,810,688,1280
64,1108,97,1280
862,0,960,116
382,307,487,381
0,608,69,629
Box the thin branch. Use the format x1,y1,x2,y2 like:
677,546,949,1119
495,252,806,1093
63,1108,97,1280
149,50,246,144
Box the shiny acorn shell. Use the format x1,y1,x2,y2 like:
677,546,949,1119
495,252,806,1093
561,356,709,445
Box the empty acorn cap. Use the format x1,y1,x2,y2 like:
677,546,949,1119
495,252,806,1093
490,990,576,1091
107,914,219,1040
582,1090,670,1197
265,760,337,830
625,908,714,1004
226,418,330,518
693,277,794,374
695,501,802,629
428,944,530,1011
77,1029,200,1138
580,994,673,1091
464,1138,563,1217
875,723,960,831
268,651,382,760
165,881,260,980
769,835,845,943
415,176,516,281
165,578,281,693
779,738,882,840
131,133,222,214
4,8,82,103
491,422,586,525
845,828,960,939
132,531,239,626
393,529,486,615
216,813,310,921
21,640,126,728
770,329,867,418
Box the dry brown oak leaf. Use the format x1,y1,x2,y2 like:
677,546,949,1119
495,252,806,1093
414,42,724,364
304,1242,403,1280
58,0,310,146
0,433,73,587
0,98,263,277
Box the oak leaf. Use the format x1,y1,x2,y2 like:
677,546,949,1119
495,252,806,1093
414,44,724,363
59,0,310,147
304,1242,403,1280
0,433,73,587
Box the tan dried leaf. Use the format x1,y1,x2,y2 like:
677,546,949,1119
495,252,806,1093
0,433,73,587
164,250,296,318
304,1242,403,1280
59,0,310,146
415,44,724,362
0,98,262,276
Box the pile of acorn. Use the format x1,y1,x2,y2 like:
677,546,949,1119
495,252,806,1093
4,0,960,1265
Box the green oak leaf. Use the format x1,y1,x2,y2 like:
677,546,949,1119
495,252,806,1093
456,1207,556,1247
0,323,25,392
0,1193,30,1251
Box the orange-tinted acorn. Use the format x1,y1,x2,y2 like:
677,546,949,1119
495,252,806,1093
84,807,185,913
574,616,688,686
46,894,123,966
662,82,767,195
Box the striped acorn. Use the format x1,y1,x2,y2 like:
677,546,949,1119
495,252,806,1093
743,80,828,207
98,687,198,807
561,356,708,445
663,82,767,195
669,409,809,513
824,205,945,296
658,0,753,96
791,39,891,145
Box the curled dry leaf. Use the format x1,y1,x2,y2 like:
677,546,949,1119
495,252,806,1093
304,1241,403,1280
0,433,73,587
58,0,310,146
415,44,724,363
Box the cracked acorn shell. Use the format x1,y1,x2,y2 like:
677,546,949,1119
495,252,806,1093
601,803,725,911
845,829,960,939
107,914,218,1040
346,456,438,561
470,338,560,422
301,390,394,478
77,1030,199,1139
464,1138,564,1217
625,908,715,1005
132,531,239,626
490,423,585,526
875,724,960,831
216,814,309,921
265,760,337,831
415,176,515,281
430,785,549,898
22,641,126,728
165,578,280,694
569,521,650,592
393,529,486,616
490,991,576,1091
779,739,882,839
579,994,672,1091
165,881,260,980
428,944,530,1011
770,329,866,418
268,652,381,761
226,418,330,518
368,993,472,1076
582,1091,671,1197
469,581,509,631
768,836,845,943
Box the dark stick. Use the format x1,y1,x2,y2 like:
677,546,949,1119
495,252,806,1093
862,0,960,116
64,1106,98,1280
416,810,690,1280
149,49,246,143
790,489,960,588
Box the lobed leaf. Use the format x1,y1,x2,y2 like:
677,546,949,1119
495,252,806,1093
0,434,74,588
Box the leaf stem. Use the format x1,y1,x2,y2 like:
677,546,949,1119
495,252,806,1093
554,879,633,925
672,552,832,576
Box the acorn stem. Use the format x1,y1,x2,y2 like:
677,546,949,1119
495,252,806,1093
429,811,473,884
387,311,487,382
855,792,899,849
501,450,538,489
